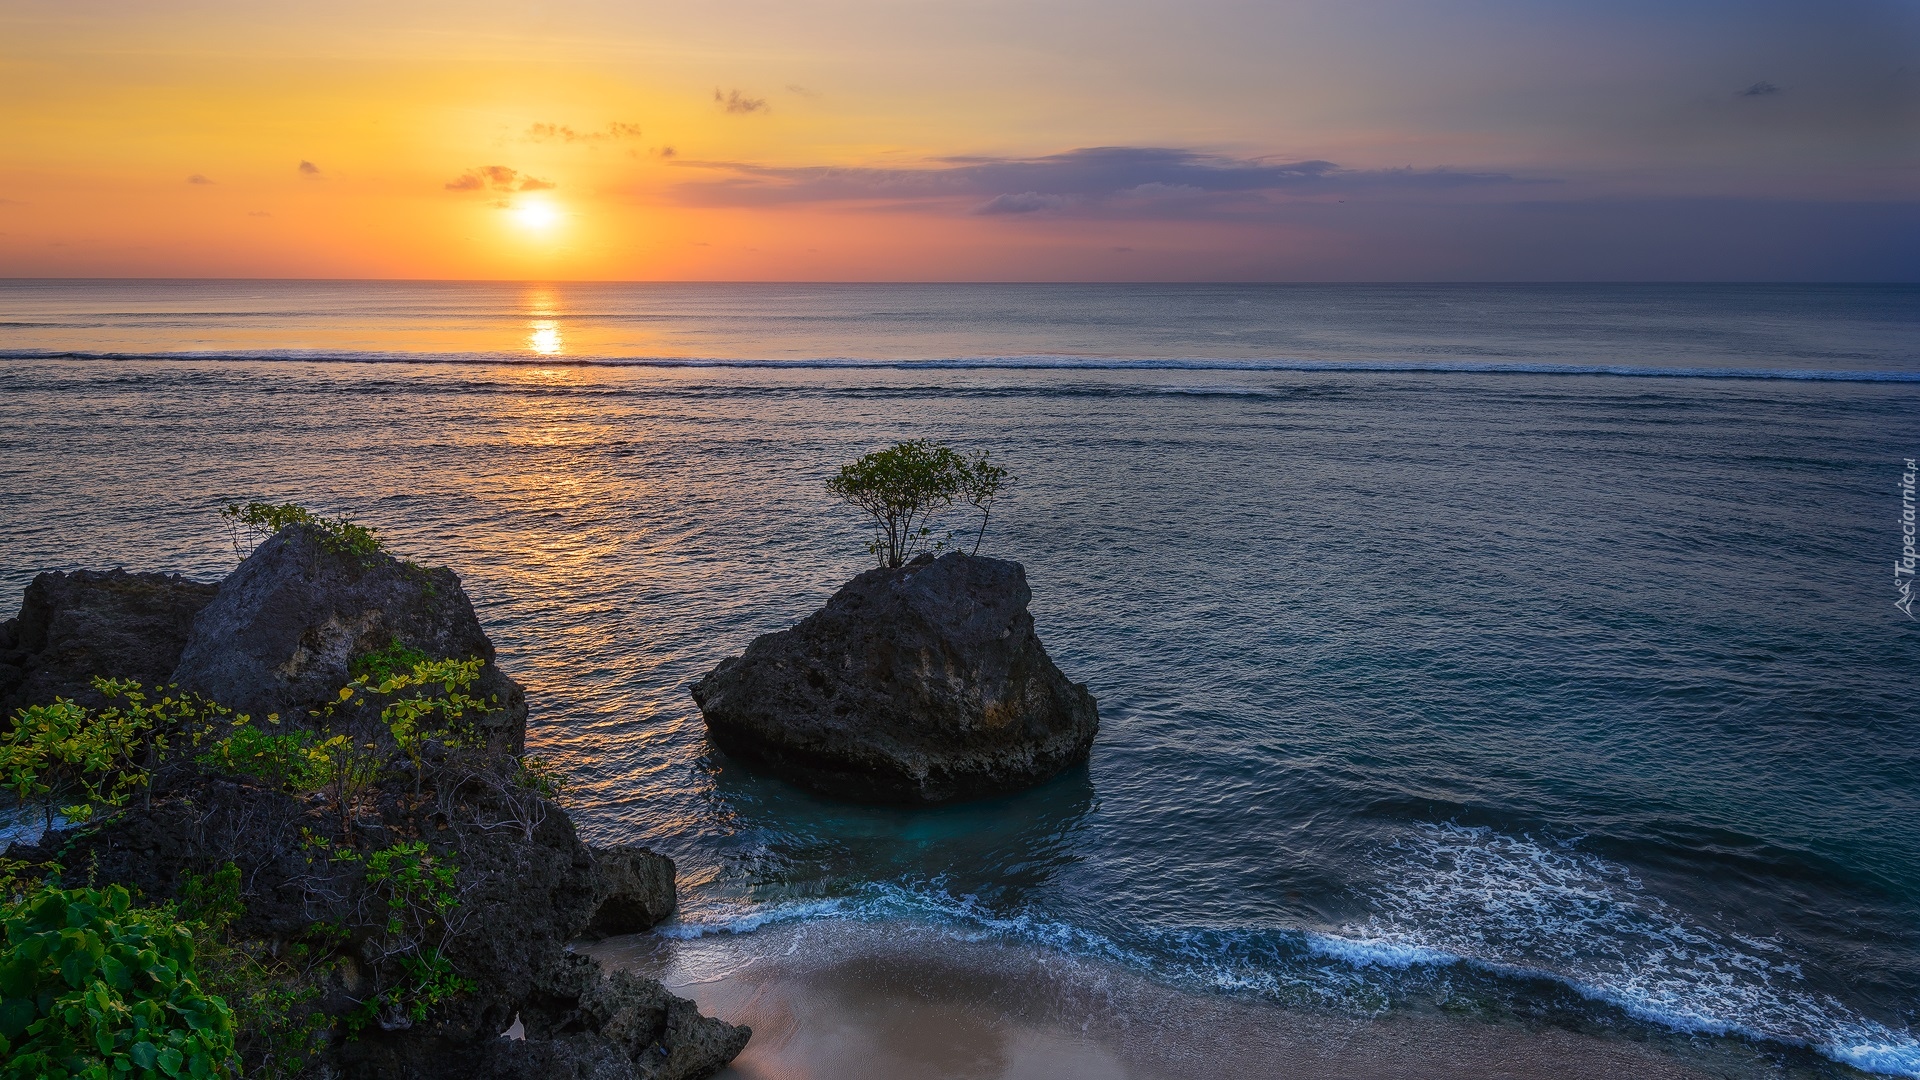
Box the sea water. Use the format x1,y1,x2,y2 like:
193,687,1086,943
1,281,1916,1076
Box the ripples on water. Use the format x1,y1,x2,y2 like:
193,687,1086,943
1,282,1917,1077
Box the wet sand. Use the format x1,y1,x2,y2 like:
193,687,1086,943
586,921,1790,1080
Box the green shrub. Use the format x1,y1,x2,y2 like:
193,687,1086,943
0,883,236,1079
297,839,473,1036
2,681,227,830
347,638,429,685
220,502,381,560
172,867,331,1080
323,658,488,797
196,723,321,793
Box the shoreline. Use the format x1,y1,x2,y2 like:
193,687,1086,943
586,917,1841,1080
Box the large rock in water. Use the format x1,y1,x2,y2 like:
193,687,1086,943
171,523,527,749
0,569,217,720
692,552,1098,804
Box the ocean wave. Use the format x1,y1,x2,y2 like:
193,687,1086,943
653,829,1920,1078
3,348,1917,382
1353,823,1920,1078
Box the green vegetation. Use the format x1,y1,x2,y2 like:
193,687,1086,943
0,883,236,1080
298,837,473,1036
219,501,381,561
0,631,552,1071
195,722,321,793
320,657,487,798
169,868,331,1080
827,439,1012,567
1,680,225,831
347,637,429,684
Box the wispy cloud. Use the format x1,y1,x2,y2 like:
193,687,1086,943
297,160,321,176
445,165,555,192
186,174,214,185
1736,81,1782,97
714,88,768,114
526,121,644,143
670,146,1539,218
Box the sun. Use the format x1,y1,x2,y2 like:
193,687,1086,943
511,198,562,232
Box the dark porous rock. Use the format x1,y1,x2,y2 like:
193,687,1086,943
692,552,1099,804
0,569,217,720
170,523,527,750
585,845,678,937
29,769,745,1080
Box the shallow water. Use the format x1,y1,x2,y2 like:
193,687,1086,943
1,281,1916,1077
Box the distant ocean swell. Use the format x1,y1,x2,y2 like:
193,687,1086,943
4,348,1919,382
661,825,1920,1079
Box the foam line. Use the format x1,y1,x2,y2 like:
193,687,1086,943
3,349,1917,381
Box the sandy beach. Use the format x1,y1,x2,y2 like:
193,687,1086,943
587,919,1785,1080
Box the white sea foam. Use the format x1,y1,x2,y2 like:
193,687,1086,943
4,348,1917,381
649,830,1920,1077
1352,823,1920,1077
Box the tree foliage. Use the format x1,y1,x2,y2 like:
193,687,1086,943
219,502,380,561
826,440,1011,567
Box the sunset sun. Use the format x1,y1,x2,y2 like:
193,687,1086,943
511,198,562,233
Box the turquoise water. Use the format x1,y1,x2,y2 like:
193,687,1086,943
1,281,1917,1075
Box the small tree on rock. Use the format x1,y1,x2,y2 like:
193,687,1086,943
828,440,1011,567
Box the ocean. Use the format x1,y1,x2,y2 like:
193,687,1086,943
1,280,1917,1076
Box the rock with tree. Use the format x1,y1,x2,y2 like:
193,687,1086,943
696,445,1096,803
172,505,528,753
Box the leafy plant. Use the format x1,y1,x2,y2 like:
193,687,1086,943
196,722,321,793
345,952,474,1037
219,501,381,561
512,755,567,802
1,681,232,832
0,883,236,1080
347,637,429,685
322,658,487,797
320,841,474,1036
958,450,1008,556
309,735,382,840
171,867,331,1080
827,440,1014,567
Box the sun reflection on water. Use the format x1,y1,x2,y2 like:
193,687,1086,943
524,286,564,356
528,320,562,355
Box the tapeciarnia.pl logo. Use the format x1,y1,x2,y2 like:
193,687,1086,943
1898,457,1917,620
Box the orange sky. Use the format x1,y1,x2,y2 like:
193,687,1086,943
1,0,1915,280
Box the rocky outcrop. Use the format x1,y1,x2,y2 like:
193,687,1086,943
586,845,678,937
170,523,527,751
3,526,746,1080
693,552,1099,804
0,569,217,721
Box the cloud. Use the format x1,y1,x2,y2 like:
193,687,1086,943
446,165,554,193
527,121,643,143
657,146,676,158
714,89,767,114
669,145,1539,218
298,160,321,176
976,191,1076,215
1736,81,1782,97
186,174,213,185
